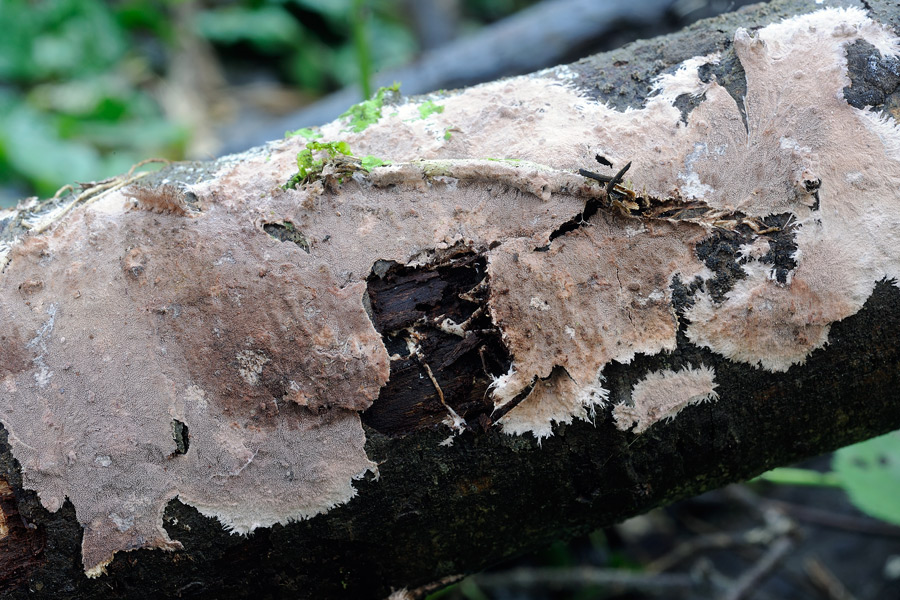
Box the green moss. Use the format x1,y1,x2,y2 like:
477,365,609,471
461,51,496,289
443,129,452,141
417,100,444,119
284,140,353,189
340,82,401,133
285,127,323,140
361,155,390,171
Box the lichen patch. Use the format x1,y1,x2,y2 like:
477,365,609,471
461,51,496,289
614,365,719,434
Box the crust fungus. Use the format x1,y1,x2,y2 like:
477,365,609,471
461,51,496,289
2,5,900,574
0,198,389,575
614,365,719,434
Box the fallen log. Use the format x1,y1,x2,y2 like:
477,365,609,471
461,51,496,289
3,1,900,598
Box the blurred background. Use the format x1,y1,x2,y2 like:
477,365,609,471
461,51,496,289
4,1,900,599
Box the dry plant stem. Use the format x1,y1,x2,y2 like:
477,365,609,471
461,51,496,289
471,566,702,594
646,492,795,575
722,536,793,600
804,556,859,600
644,531,763,574
730,483,900,538
50,185,74,200
765,499,900,538
29,164,168,234
365,159,774,233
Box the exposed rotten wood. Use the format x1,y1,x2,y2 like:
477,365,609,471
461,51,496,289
0,478,45,593
363,251,510,435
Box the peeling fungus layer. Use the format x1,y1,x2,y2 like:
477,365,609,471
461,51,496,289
614,365,719,434
2,6,900,575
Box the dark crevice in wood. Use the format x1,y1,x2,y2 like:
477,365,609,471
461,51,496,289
0,477,46,593
262,221,310,253
170,420,189,457
362,249,511,436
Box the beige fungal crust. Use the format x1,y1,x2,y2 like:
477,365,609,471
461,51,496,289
614,365,719,434
683,7,900,371
0,200,388,575
3,6,900,574
498,369,608,441
487,215,707,408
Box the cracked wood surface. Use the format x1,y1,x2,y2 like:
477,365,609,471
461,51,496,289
3,0,900,597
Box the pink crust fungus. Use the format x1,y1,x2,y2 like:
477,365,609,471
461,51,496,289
2,5,900,573
490,216,707,439
614,365,719,434
0,195,390,576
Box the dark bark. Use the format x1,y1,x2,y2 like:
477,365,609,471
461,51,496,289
4,0,900,598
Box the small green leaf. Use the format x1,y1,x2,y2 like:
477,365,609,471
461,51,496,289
361,155,390,171
833,431,900,525
339,83,401,133
285,127,323,140
443,129,452,141
333,141,352,156
417,100,444,119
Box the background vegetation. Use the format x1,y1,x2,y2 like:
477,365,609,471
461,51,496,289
0,0,537,205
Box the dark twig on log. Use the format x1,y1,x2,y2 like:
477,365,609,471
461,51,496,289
723,537,794,600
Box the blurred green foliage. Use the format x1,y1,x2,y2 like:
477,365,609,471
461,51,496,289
0,0,539,206
0,0,410,204
760,429,900,526
831,430,900,525
0,0,186,200
195,0,417,92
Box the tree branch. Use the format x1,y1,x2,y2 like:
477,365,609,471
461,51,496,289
3,1,900,598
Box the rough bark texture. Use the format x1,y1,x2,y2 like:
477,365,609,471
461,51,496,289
3,0,900,598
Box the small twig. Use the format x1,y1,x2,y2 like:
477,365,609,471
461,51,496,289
126,157,171,177
595,154,614,167
766,499,900,538
75,177,115,191
392,574,465,600
420,360,445,405
80,171,152,211
730,484,900,538
721,536,793,600
805,556,858,600
606,160,632,195
51,184,74,200
407,336,467,431
28,158,167,234
578,168,615,183
645,531,752,573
